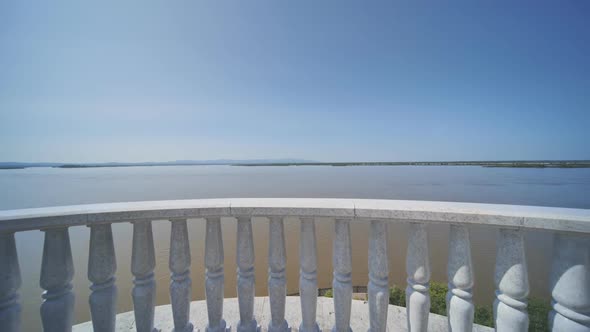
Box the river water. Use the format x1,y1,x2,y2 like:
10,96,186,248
1,165,589,330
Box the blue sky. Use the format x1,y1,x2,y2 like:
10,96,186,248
1,1,589,162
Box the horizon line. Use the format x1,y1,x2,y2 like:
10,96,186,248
2,158,590,165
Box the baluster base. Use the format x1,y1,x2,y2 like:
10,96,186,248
549,308,590,332
89,279,117,332
0,297,21,332
299,322,320,332
206,319,230,332
268,319,290,332
493,295,529,332
172,322,194,332
368,281,389,332
237,319,260,332
132,276,157,332
405,282,430,332
445,288,474,332
41,290,75,332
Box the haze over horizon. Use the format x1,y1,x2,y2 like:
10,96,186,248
2,1,589,163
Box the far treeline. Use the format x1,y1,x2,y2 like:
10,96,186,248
234,161,590,168
2,160,590,169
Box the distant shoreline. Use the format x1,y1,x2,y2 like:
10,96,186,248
2,160,590,169
232,161,590,168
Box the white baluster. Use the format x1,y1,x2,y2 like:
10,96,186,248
132,221,157,332
88,224,117,332
205,217,228,332
446,225,474,332
169,219,193,332
236,217,259,332
494,228,529,332
40,227,75,332
332,218,352,332
268,217,289,332
0,232,21,332
299,218,320,332
406,223,430,332
368,220,389,332
549,233,590,331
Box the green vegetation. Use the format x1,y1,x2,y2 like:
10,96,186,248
323,282,551,331
387,282,497,328
528,298,552,332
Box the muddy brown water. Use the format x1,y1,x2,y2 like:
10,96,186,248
2,165,587,330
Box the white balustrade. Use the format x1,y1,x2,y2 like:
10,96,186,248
406,223,431,332
169,219,194,332
88,223,117,332
549,233,590,331
446,225,474,332
332,218,352,332
0,232,21,332
40,227,75,332
368,220,389,332
236,217,259,332
268,217,289,332
299,217,320,332
0,198,588,331
205,217,228,332
494,228,529,332
132,220,157,332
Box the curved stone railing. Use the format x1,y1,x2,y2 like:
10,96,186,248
0,198,589,332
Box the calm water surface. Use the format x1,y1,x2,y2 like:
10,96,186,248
1,165,589,330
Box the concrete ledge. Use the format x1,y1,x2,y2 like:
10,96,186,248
1,198,589,233
72,296,494,332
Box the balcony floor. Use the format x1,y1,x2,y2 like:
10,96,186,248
72,296,493,332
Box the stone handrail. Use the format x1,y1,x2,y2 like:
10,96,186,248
0,198,588,332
